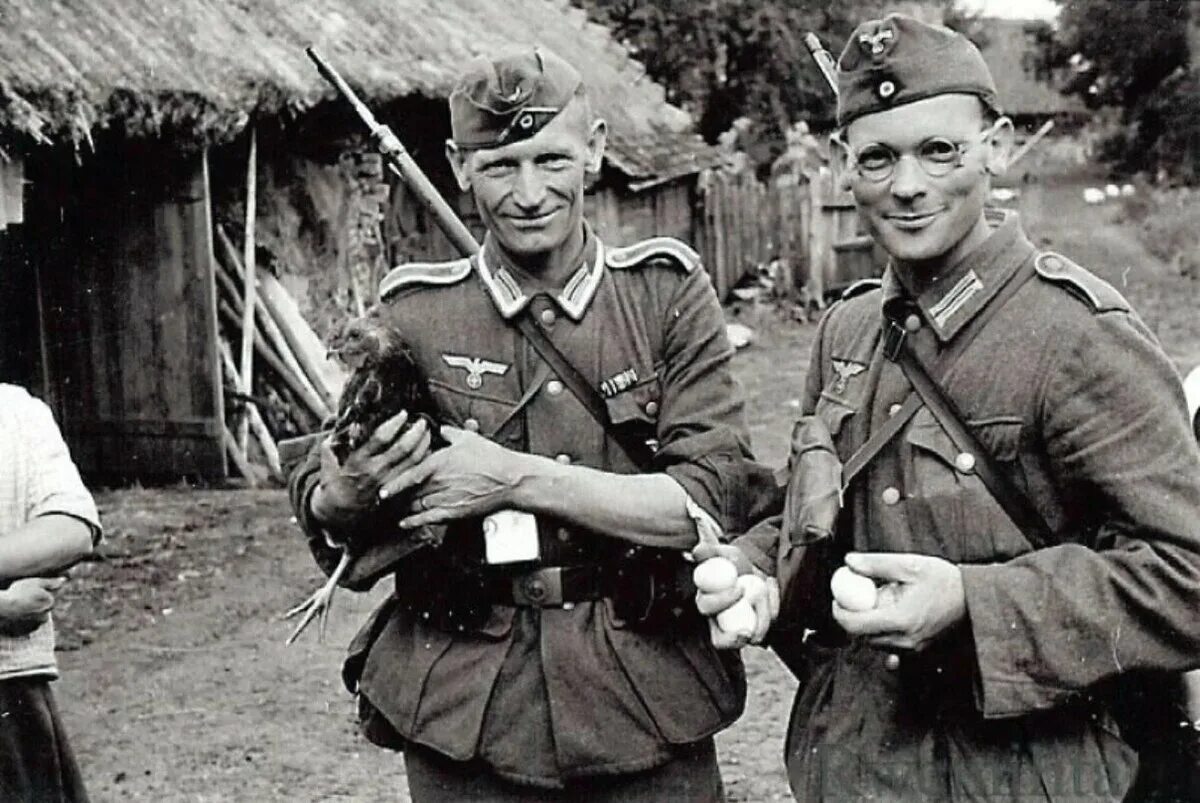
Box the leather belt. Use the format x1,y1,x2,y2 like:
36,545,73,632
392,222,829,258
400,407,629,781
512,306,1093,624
492,565,609,608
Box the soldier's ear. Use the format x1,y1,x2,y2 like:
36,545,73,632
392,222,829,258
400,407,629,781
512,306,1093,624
585,118,607,175
830,133,854,193
445,140,472,192
983,116,1015,178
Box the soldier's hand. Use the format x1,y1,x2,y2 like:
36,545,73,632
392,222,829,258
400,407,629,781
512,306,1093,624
397,426,525,528
692,543,779,649
0,576,66,636
312,411,432,526
831,552,965,652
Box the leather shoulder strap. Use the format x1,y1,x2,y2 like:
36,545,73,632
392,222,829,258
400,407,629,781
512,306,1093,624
842,256,1038,491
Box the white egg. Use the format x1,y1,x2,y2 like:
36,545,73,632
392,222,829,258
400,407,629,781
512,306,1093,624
831,566,878,612
716,599,757,637
693,556,739,593
736,573,766,598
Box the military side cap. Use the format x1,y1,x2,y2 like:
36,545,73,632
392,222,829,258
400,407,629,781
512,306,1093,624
450,47,583,150
836,14,999,127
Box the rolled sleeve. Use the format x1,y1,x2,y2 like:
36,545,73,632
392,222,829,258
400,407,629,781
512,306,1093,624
963,311,1200,718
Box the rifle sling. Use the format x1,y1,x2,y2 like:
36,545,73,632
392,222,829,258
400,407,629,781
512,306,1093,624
513,308,653,472
896,341,1055,549
841,256,1052,555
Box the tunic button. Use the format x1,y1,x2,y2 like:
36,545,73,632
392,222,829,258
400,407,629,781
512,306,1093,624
546,379,564,396
540,308,556,326
557,527,571,542
904,314,922,333
463,418,480,432
644,400,659,417
885,653,901,671
555,453,572,464
881,486,901,506
888,403,903,417
955,452,977,473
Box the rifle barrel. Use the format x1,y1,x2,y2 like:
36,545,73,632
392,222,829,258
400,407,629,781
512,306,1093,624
306,46,480,257
803,33,839,98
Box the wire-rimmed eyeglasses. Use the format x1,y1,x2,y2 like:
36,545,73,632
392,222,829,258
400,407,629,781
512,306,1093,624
837,117,1009,183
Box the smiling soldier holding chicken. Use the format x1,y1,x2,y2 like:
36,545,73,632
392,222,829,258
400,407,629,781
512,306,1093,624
289,46,778,802
695,13,1200,803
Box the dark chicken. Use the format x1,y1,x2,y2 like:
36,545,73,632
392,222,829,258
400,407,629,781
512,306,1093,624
326,307,447,464
285,307,445,644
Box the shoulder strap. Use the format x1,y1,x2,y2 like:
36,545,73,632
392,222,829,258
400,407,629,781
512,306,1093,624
842,256,1039,490
891,256,1056,549
512,307,654,471
896,345,1054,548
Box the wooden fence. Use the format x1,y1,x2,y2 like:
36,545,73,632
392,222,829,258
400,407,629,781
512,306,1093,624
697,168,881,304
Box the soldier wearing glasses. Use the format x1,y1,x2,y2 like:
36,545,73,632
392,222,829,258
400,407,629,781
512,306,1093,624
695,13,1200,802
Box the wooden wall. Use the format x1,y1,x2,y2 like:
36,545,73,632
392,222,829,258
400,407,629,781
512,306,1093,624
25,146,224,480
586,179,694,247
697,168,881,303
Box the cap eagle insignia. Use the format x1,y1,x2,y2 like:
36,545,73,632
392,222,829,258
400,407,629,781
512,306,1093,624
858,26,895,57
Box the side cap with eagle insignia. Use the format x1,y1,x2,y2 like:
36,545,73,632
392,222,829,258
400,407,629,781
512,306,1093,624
836,13,1000,127
606,237,700,274
379,258,473,302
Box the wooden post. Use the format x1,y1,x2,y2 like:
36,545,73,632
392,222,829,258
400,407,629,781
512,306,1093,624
213,229,327,412
218,338,283,481
238,127,258,454
202,147,229,477
216,300,330,423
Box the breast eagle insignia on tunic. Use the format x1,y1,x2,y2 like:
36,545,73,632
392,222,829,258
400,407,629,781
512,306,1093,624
830,359,866,395
442,354,511,390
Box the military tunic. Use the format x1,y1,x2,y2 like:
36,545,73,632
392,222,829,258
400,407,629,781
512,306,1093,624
739,210,1200,802
291,227,751,788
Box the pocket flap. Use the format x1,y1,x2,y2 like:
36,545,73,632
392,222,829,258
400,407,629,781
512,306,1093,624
604,374,662,425
814,393,856,437
904,409,961,467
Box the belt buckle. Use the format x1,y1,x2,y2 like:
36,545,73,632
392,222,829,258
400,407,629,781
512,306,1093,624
512,567,565,607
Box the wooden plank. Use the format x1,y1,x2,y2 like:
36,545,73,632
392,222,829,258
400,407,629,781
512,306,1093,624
217,300,330,423
200,148,228,478
67,418,221,438
239,127,258,455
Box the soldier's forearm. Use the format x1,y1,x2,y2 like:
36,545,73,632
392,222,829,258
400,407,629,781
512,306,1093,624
507,454,699,549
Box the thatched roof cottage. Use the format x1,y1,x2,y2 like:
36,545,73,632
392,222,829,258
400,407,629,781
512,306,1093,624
0,0,719,480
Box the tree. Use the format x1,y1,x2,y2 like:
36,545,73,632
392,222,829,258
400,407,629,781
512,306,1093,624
574,1,958,146
1034,0,1199,180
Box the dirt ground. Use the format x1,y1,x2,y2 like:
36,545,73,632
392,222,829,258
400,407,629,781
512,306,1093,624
53,180,1200,802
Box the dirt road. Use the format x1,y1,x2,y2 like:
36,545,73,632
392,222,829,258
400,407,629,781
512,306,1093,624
53,180,1200,801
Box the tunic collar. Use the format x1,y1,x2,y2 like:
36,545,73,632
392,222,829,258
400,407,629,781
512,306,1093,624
881,208,1036,342
475,224,605,321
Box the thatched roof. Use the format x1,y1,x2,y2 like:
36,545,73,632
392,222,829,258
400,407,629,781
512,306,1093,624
975,18,1087,117
0,0,719,182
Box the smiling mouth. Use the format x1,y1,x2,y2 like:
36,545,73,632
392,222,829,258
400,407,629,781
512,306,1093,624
507,210,559,228
884,209,944,230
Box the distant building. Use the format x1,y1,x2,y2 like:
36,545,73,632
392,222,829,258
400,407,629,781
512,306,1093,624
0,0,719,480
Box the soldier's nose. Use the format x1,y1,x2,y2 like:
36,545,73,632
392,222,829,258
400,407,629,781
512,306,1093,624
889,155,926,202
512,164,548,209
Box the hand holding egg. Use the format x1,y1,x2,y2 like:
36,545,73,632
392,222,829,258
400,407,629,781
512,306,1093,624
831,565,878,612
693,556,758,639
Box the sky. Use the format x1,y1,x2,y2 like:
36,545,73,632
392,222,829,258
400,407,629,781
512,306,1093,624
957,0,1060,21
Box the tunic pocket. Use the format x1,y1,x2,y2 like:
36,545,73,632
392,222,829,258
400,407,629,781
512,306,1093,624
603,373,662,425
602,373,662,469
903,409,1028,562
